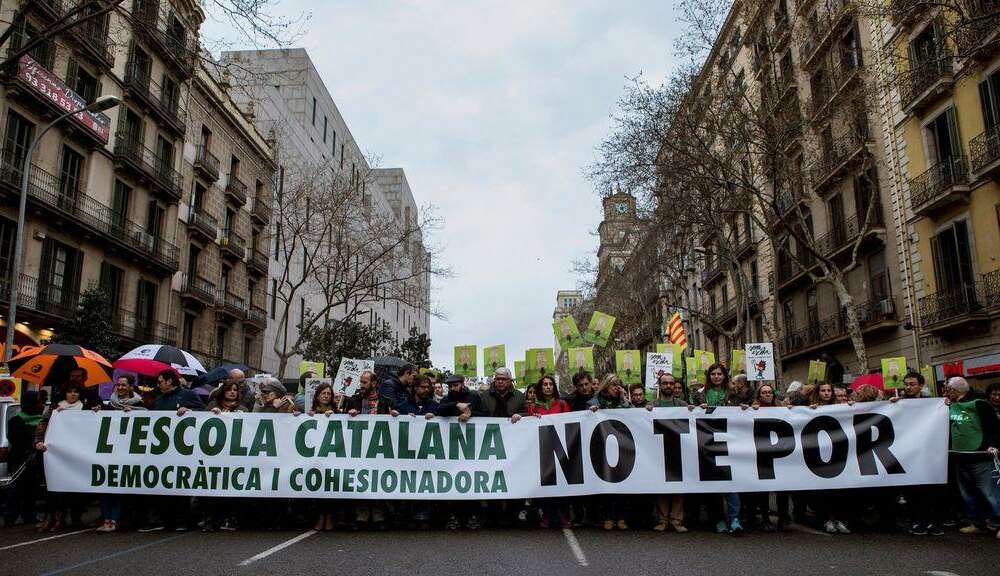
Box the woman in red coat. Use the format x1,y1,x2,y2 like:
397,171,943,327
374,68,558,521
529,376,571,527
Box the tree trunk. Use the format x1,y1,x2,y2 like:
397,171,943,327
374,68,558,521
830,273,868,375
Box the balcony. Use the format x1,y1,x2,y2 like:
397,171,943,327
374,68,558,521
777,251,817,290
112,134,183,202
733,233,756,259
798,0,856,69
780,297,898,359
245,304,267,329
133,10,197,77
919,270,1000,335
714,300,738,326
899,52,954,114
767,186,807,226
220,229,247,261
31,0,63,21
810,55,863,122
956,0,1000,60
225,175,248,206
248,249,268,276
0,154,179,274
112,309,177,346
814,206,883,258
251,196,271,225
180,274,217,308
808,128,870,191
909,156,970,216
0,273,79,322
194,145,220,182
217,291,247,321
701,261,725,286
889,0,929,26
65,14,114,69
123,61,186,136
970,128,1000,177
187,207,218,242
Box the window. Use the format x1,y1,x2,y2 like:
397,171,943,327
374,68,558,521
100,261,125,311
0,216,16,276
323,116,328,142
930,220,975,293
869,249,890,303
136,279,158,330
980,70,1000,135
925,107,962,166
807,288,819,327
270,279,278,319
162,75,180,111
112,180,131,233
782,299,795,331
66,60,98,103
129,45,152,82
182,314,195,350
3,110,35,181
59,145,84,202
299,297,305,328
146,200,164,239
837,27,861,71
39,239,82,307
230,155,240,179
311,97,317,126
750,260,759,294
10,17,54,69
331,130,337,157
216,326,227,359
340,144,345,168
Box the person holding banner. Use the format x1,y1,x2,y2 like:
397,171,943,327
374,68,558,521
565,371,595,412
399,374,439,418
691,363,728,409
33,383,87,532
804,381,851,534
345,370,399,530
438,375,486,530
588,374,631,530
380,363,417,409
629,383,649,409
652,373,687,409
527,375,571,528
944,377,1000,538
650,373,688,533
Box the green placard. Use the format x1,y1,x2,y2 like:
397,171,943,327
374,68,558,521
525,348,555,386
729,350,746,376
299,361,326,378
616,349,642,385
514,360,526,386
553,316,584,349
808,360,828,385
483,345,506,374
921,364,937,397
693,349,716,374
881,356,907,389
453,345,478,378
567,347,594,374
686,356,704,386
656,343,685,378
583,311,617,348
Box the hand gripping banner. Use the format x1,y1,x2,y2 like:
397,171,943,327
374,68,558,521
43,400,949,499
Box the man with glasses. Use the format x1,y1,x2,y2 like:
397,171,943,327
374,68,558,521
944,376,1000,538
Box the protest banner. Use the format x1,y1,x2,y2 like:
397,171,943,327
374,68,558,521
616,350,642,386
693,350,715,374
645,353,673,390
552,316,583,350
483,345,506,374
745,343,775,381
881,357,908,389
583,311,616,348
333,358,374,397
526,348,555,385
299,361,326,378
454,346,478,378
808,360,828,385
43,401,949,499
304,378,332,412
729,350,745,376
567,347,594,375
656,343,684,378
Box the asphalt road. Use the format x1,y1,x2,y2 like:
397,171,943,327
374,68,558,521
2,517,999,576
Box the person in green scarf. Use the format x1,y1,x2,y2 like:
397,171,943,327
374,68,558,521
4,390,44,527
944,377,1000,538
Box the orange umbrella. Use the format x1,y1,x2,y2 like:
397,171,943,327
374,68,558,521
6,343,114,387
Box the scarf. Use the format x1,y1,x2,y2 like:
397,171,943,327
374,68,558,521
58,400,83,411
537,396,555,409
365,389,379,414
109,392,145,410
15,411,43,427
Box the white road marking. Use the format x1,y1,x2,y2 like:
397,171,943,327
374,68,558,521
926,571,962,576
238,530,318,566
0,528,93,551
562,527,589,567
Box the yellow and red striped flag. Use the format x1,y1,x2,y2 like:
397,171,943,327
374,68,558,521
666,312,688,350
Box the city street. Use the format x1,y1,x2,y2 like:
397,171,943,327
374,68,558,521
2,519,999,576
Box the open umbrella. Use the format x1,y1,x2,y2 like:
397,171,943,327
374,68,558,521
112,358,173,377
850,373,884,391
119,344,206,377
6,343,114,387
191,364,249,389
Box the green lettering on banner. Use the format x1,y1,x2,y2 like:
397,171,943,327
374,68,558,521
418,422,445,459
437,471,453,493
418,471,434,493
400,470,416,492
397,422,416,459
143,466,158,488
474,471,488,493
129,417,151,454
199,418,227,456
174,417,196,456
455,471,471,493
296,420,318,457
343,468,355,492
357,469,370,492
492,471,508,493
479,424,506,460
250,420,276,457
246,468,261,491
290,468,303,491
151,417,171,455
177,465,191,489
230,419,248,456
366,421,394,459
108,464,119,486
381,469,398,493
162,466,174,489
96,417,113,453
324,468,339,492
192,465,208,489
347,420,370,457
232,467,245,490
449,423,475,460
318,420,346,457
121,465,140,488
92,464,105,486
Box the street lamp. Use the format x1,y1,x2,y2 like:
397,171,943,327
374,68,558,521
3,95,121,364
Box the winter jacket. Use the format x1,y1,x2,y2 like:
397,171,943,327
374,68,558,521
949,396,1000,456
528,398,571,416
206,399,249,413
480,385,527,418
398,395,439,416
7,410,42,469
152,387,205,411
437,388,487,417
726,386,754,407
565,392,595,412
343,390,396,415
655,396,688,408
379,372,410,409
588,393,631,409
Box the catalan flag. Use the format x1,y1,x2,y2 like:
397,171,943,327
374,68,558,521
666,312,688,350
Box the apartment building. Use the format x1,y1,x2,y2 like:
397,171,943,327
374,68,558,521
1,0,201,355
882,2,1000,386
174,59,275,372
219,49,430,378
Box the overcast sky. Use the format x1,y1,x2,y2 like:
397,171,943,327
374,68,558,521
207,1,680,372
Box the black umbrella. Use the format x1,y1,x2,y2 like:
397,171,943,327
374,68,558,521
372,356,408,369
191,363,249,389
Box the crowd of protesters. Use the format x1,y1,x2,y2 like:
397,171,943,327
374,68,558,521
3,362,999,539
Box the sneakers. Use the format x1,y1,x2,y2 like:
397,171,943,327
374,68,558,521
95,520,117,533
834,521,850,534
446,516,460,530
539,517,551,529
959,525,983,535
616,519,628,530
653,522,668,532
220,518,238,532
138,523,164,533
825,520,837,534
729,518,744,536
927,524,944,536
466,516,480,530
672,523,689,533
715,520,729,534
602,520,614,531
908,523,928,536
517,509,528,522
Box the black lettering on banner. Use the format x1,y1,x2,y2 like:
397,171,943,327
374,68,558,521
801,415,849,478
538,423,583,486
589,420,635,483
696,418,732,481
652,419,690,482
853,414,905,475
753,419,796,480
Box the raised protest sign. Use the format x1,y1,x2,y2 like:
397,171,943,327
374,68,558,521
645,353,673,390
43,401,948,499
454,345,477,378
567,347,594,374
552,316,583,350
746,343,775,381
656,343,684,379
483,345,506,373
583,311,616,348
333,358,374,397
616,350,642,385
881,357,907,389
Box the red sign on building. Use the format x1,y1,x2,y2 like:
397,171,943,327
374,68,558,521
16,54,111,144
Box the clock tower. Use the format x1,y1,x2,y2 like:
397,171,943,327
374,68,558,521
596,190,639,289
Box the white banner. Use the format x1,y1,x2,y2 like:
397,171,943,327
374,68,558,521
43,401,949,500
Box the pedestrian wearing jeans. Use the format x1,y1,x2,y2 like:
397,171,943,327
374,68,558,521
944,377,1000,538
648,373,688,533
690,363,743,536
